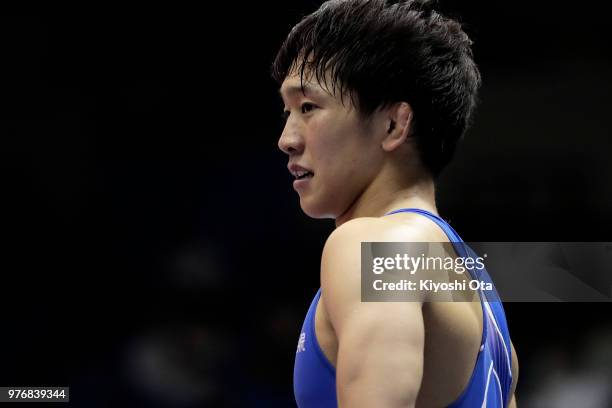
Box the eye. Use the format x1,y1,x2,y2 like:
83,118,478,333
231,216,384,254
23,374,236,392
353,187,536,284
301,103,316,114
281,110,290,122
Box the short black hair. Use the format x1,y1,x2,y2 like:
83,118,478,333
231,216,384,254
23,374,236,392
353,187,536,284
272,0,481,177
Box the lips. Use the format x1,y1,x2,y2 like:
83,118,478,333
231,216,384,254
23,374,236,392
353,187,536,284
288,163,314,192
295,170,314,180
288,163,314,180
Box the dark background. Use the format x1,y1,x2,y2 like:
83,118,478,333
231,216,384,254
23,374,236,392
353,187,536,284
1,2,611,407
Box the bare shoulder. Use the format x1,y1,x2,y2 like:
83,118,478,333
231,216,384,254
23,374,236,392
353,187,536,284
320,216,430,320
323,214,436,252
320,217,381,300
321,214,446,284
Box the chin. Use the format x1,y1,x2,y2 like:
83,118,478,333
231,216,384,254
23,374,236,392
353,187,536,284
299,195,343,220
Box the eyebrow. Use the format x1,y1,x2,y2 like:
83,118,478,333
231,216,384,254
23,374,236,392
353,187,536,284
279,84,325,99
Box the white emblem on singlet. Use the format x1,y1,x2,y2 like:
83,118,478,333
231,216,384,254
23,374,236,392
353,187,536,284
297,332,306,353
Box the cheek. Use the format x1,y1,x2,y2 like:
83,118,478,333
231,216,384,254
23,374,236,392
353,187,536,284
304,121,338,162
306,113,376,178
309,117,359,157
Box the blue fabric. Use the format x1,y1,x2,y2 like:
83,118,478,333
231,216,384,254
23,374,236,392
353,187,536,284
293,208,513,407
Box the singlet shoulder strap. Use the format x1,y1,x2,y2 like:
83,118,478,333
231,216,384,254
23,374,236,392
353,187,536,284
384,208,463,242
384,207,488,290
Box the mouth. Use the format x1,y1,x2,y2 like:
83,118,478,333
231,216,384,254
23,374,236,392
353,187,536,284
291,169,314,191
294,171,314,180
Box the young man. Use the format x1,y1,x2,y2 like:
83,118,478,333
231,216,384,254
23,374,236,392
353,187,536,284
274,0,518,407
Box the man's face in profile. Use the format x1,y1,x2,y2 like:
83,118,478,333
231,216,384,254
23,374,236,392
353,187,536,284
278,69,385,219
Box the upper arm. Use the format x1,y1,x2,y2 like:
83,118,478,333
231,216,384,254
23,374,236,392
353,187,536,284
321,220,425,408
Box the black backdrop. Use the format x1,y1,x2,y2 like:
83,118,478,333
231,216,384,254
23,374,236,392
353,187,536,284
2,3,611,406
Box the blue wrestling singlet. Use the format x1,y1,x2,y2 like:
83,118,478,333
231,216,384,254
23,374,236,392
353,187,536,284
293,208,513,407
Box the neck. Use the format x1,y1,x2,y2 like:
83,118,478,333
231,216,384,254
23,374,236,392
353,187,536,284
335,167,437,228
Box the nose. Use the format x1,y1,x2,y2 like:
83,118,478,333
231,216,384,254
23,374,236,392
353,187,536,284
277,120,304,156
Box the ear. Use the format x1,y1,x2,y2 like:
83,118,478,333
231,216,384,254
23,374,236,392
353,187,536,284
381,102,413,152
